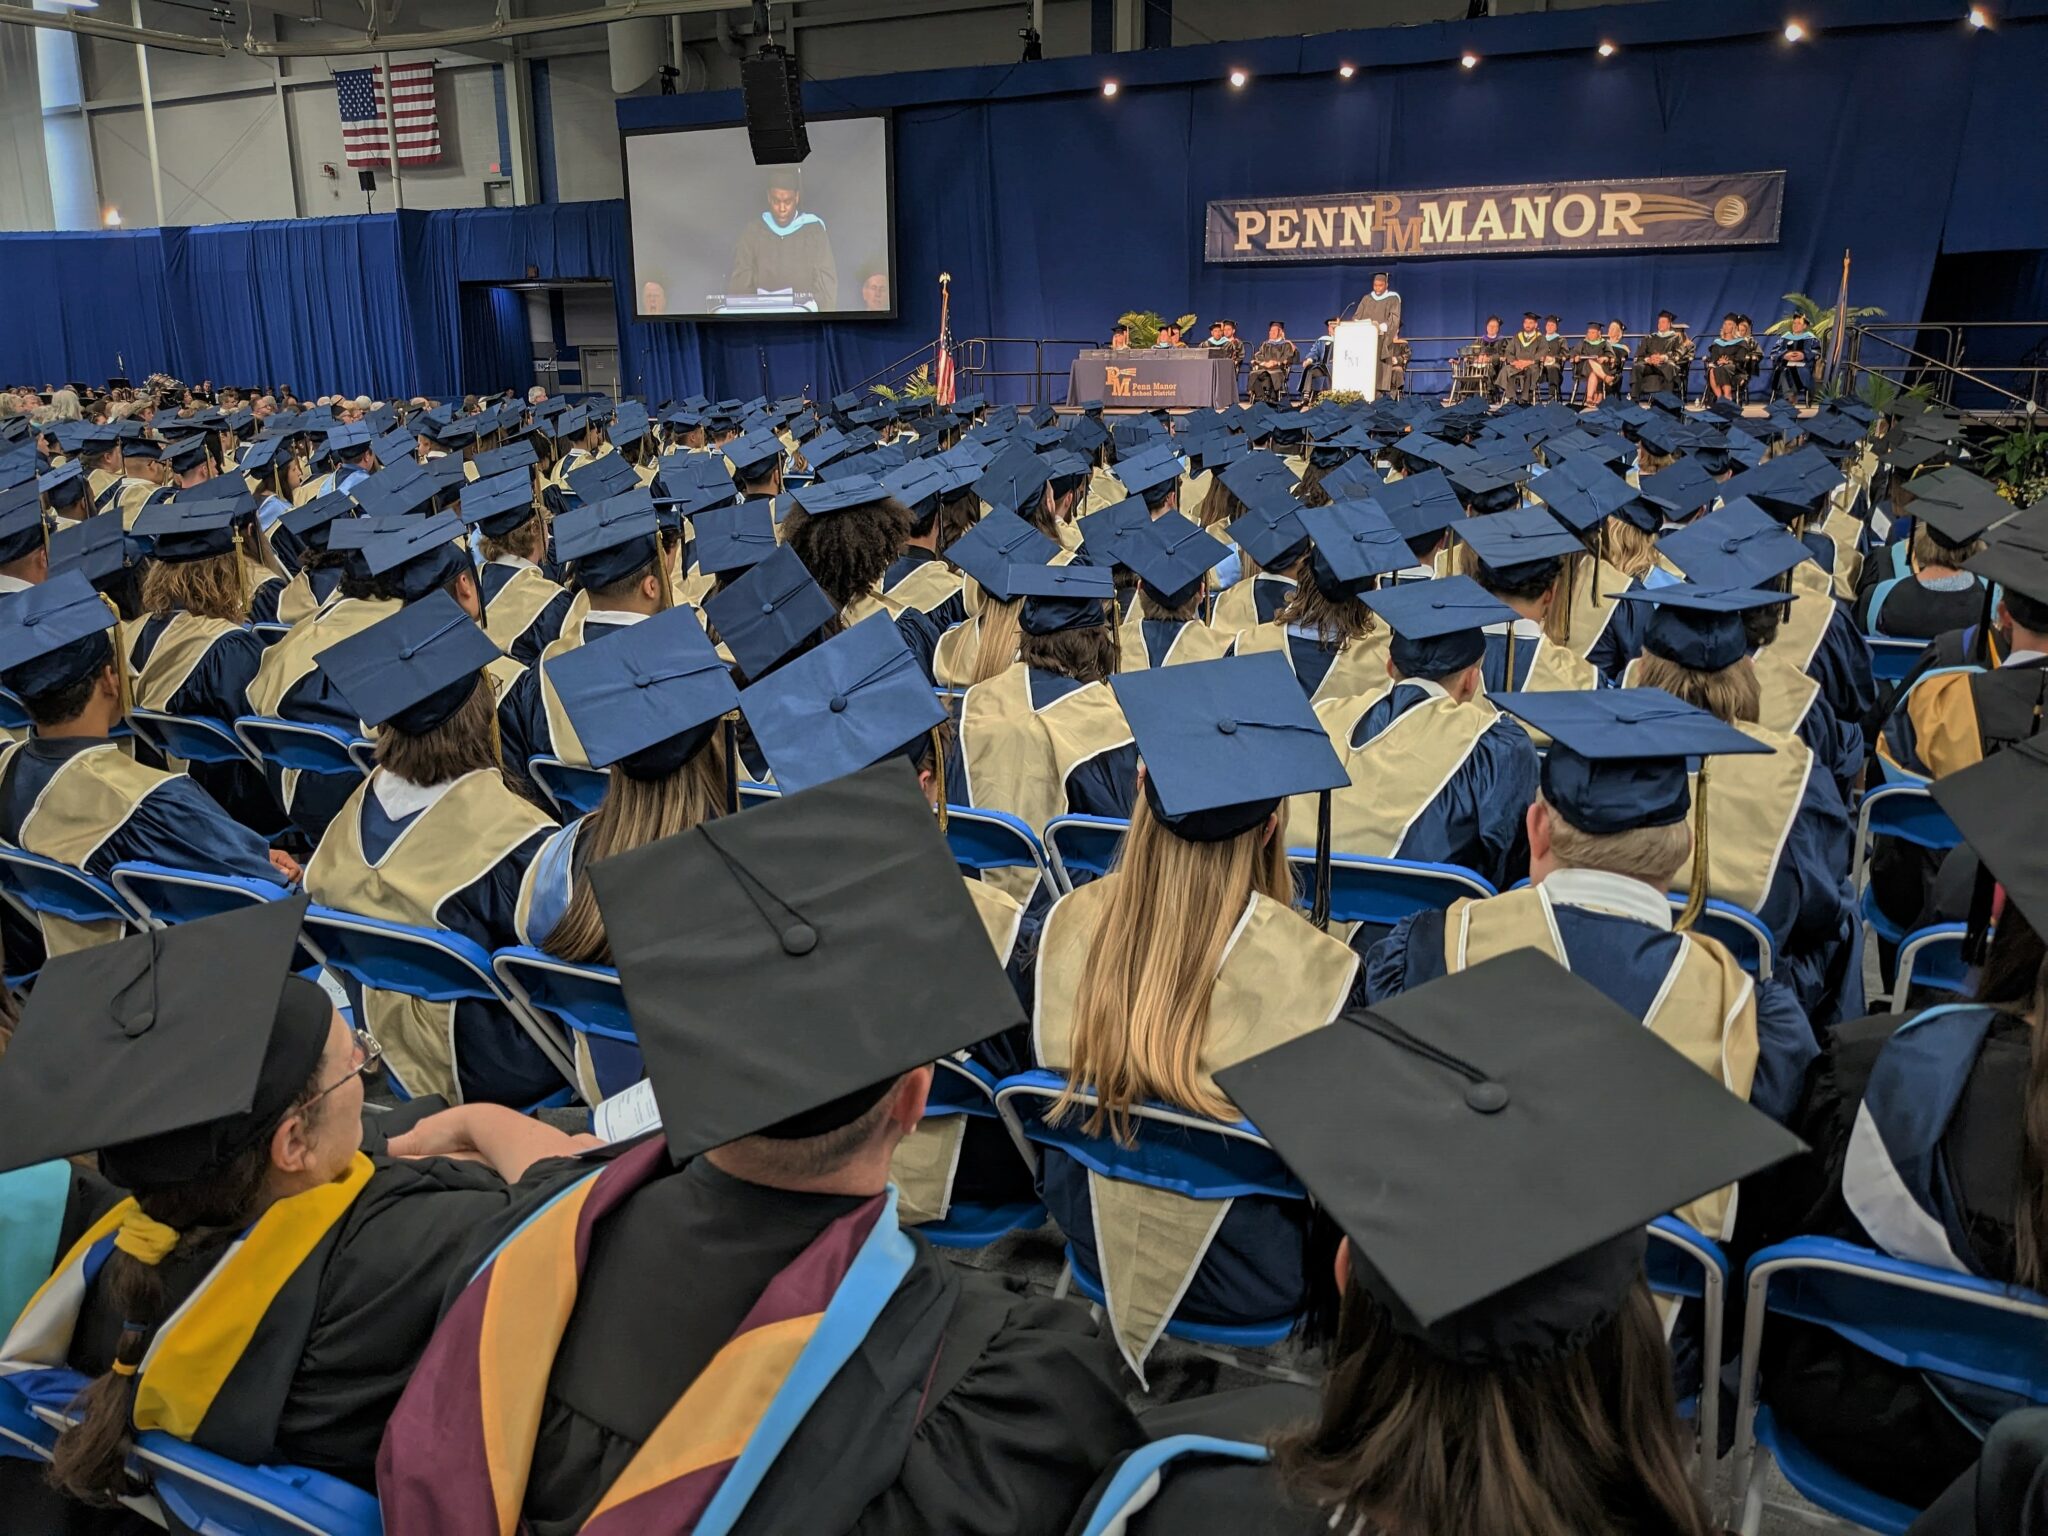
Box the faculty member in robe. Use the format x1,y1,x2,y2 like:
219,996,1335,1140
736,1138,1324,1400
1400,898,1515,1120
726,167,839,311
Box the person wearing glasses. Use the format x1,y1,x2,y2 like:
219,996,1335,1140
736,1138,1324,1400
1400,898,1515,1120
0,900,596,1516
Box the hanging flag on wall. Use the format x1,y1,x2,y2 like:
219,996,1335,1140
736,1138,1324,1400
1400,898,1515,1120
336,63,441,169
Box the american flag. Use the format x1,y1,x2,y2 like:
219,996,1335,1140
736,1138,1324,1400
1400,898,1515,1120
933,274,957,406
336,63,440,169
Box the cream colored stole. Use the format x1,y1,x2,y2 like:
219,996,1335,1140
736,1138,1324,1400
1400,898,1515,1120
305,770,553,1100
1670,720,1812,915
1116,610,1231,673
276,572,331,628
884,559,964,616
1445,885,1760,1238
1231,621,1393,706
1083,466,1127,515
1034,881,1358,1377
1299,684,1496,857
0,741,170,956
130,615,243,715
1768,567,1835,676
1207,575,1294,635
1561,556,1632,659
482,564,564,655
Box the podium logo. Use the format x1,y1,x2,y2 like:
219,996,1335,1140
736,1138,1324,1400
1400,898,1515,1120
1103,366,1138,398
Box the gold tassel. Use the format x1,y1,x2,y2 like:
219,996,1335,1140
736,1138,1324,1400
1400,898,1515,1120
1676,764,1710,931
932,728,950,832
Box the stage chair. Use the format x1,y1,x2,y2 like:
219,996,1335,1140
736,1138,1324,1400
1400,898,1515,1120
994,1069,1314,1379
299,904,580,1103
493,944,637,1104
1731,1237,2048,1536
1043,812,1129,892
911,1055,1049,1250
1647,1216,1731,1495
529,756,611,819
127,708,261,769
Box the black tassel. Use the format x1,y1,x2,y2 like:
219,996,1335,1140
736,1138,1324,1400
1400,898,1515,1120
1312,790,1333,931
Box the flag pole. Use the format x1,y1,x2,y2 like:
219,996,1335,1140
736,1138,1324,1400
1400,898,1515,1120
934,270,956,406
383,52,405,209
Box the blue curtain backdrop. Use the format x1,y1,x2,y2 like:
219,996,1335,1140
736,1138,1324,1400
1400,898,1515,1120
1,0,2042,402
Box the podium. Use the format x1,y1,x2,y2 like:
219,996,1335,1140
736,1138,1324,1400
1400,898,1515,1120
1331,320,1381,400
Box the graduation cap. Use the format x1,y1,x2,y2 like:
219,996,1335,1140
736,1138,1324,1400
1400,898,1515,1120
0,898,335,1189
789,473,891,518
1929,736,2048,964
1213,949,1802,1361
315,588,501,733
735,613,945,795
703,543,837,679
460,470,541,538
723,427,784,482
0,569,117,696
1966,520,2048,612
1372,469,1463,546
279,490,356,554
881,459,947,523
370,426,420,467
565,452,639,507
1062,415,1111,456
555,489,663,589
1613,582,1796,672
1226,491,1313,573
351,463,439,522
945,508,1059,602
1454,507,1583,588
132,492,254,563
1529,467,1642,535
970,443,1051,518
588,759,1022,1160
1634,459,1723,523
1123,512,1228,610
1011,561,1116,636
1910,491,2012,548
48,511,142,596
1659,500,1815,589
0,483,47,565
1363,574,1518,679
36,462,87,513
1039,448,1092,493
235,435,289,479
1299,500,1409,599
548,604,739,781
362,511,472,602
1494,685,1770,840
326,422,373,457
801,426,856,470
692,499,778,577
1113,449,1184,504
471,441,538,480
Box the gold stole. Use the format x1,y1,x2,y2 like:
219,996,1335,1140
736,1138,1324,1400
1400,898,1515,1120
1298,685,1495,857
933,614,1002,689
671,567,717,608
1820,495,1865,598
276,572,329,628
884,560,964,616
1561,556,1631,659
292,472,335,508
1034,881,1358,1376
890,877,1028,1225
633,461,656,488
1671,721,1811,914
481,565,564,655
1231,621,1393,706
1056,520,1085,554
842,584,918,626
0,741,171,956
131,614,242,714
1083,466,1127,515
305,771,554,1100
87,467,119,504
1752,649,1821,738
1116,610,1231,673
1444,886,1760,1238
1208,576,1293,635
1767,568,1834,676
1177,468,1214,512
958,663,1132,902
117,481,157,529
1884,670,1984,779
1282,453,1309,483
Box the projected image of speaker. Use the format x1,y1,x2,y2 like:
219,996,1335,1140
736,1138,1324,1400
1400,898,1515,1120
741,46,808,165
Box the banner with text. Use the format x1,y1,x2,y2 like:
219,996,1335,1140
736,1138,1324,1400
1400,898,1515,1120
1205,172,1784,263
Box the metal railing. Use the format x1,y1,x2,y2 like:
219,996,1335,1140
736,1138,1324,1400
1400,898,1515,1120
1845,321,2048,414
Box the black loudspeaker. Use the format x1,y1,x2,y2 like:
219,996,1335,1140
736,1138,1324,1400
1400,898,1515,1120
357,170,376,192
740,46,808,165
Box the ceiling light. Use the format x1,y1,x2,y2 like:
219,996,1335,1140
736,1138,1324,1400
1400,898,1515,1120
1597,41,1616,57
1101,80,1118,96
1228,69,1248,87
1783,20,1806,41
1460,51,1479,69
1338,63,1356,78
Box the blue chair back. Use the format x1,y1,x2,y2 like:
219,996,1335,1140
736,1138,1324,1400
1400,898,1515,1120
994,1068,1306,1348
110,861,293,927
1734,1237,2048,1536
1646,1216,1729,1487
940,805,1054,903
0,846,138,930
1895,922,1973,997
1043,813,1129,891
235,715,376,779
252,622,292,646
1669,893,1775,979
300,906,577,1095
1854,782,1963,900
128,708,258,767
492,945,638,1101
1289,849,1496,928
0,688,28,733
911,1056,1047,1249
736,779,780,810
1867,636,1925,683
529,757,611,819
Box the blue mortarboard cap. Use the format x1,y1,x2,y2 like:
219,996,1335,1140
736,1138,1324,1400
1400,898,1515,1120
724,428,784,480
48,513,142,596
1455,507,1583,586
0,571,117,696
471,441,538,480
363,510,472,601
161,437,212,476
789,474,890,517
326,423,372,456
351,463,438,521
370,427,418,466
736,613,945,794
1114,449,1183,501
693,500,778,576
703,543,836,679
1011,561,1116,636
555,489,663,589
565,452,639,507
132,493,254,562
1658,500,1815,589
1363,575,1518,678
235,436,287,477
882,459,947,518
1062,415,1110,456
314,589,502,734
548,604,738,778
1634,460,1723,522
1112,653,1349,842
0,485,45,563
972,444,1052,517
461,470,540,537
1492,686,1770,835
801,428,855,470
1123,512,1229,609
1373,469,1463,543
1299,500,1410,597
1226,493,1312,573
945,508,1059,601
1613,583,1798,672
281,490,356,550
36,463,87,510
1039,449,1091,491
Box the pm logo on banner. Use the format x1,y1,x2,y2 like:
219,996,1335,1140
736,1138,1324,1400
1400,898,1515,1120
1206,172,1784,263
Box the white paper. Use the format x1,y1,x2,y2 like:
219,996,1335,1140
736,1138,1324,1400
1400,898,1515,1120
592,1078,664,1144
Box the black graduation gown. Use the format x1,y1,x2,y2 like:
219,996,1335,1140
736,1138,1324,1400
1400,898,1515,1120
1854,576,1990,642
1909,1408,2048,1536
1753,1009,2032,1510
500,1153,1141,1536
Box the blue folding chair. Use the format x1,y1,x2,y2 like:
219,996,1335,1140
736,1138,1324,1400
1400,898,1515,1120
1669,894,1775,979
1852,783,1964,967
1732,1237,2048,1536
529,756,611,819
109,861,293,927
235,715,378,780
0,687,29,734
736,779,780,810
994,1068,1310,1365
1646,1216,1730,1492
911,1056,1047,1249
128,707,261,768
492,944,638,1103
298,906,579,1101
0,1368,381,1536
1894,922,1973,999
1866,636,1925,684
0,846,141,939
1288,849,1496,928
1043,813,1129,892
940,805,1055,905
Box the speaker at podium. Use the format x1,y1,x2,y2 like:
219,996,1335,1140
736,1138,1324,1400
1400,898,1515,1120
1330,320,1381,400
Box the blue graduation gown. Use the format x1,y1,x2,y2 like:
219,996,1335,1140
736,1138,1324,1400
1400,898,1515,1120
1809,602,1880,737
495,613,641,792
480,562,575,669
354,788,556,1106
1282,632,1337,699
1350,682,1538,889
128,616,284,838
1586,579,1651,684
1479,626,1543,691
1029,668,1137,819
1757,757,1862,1030
1364,902,1816,1124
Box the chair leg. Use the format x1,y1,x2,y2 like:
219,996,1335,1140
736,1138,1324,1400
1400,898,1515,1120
1051,1260,1073,1301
